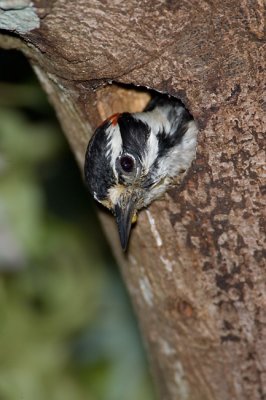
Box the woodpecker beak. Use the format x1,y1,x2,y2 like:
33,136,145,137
114,196,137,251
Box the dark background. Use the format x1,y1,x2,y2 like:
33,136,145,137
0,50,155,400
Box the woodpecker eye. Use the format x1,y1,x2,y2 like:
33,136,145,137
120,155,135,173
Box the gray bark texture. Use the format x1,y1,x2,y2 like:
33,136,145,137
0,1,265,399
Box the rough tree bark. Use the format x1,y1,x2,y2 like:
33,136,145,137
0,1,265,399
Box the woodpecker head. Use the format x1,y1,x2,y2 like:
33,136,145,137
84,97,198,250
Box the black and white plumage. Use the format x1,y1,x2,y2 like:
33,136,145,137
84,96,198,250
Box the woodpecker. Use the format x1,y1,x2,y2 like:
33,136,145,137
84,95,198,250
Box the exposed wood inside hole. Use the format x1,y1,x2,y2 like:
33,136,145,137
96,84,151,120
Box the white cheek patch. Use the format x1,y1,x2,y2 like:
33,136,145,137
133,109,169,173
156,120,198,178
105,124,122,179
134,108,171,136
142,132,158,173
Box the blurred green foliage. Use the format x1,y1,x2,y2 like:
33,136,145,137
0,51,155,400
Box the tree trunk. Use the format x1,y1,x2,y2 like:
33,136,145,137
0,1,265,399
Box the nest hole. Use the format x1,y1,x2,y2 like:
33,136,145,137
95,82,194,123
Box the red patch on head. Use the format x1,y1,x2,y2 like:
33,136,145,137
107,113,120,126
98,113,121,129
